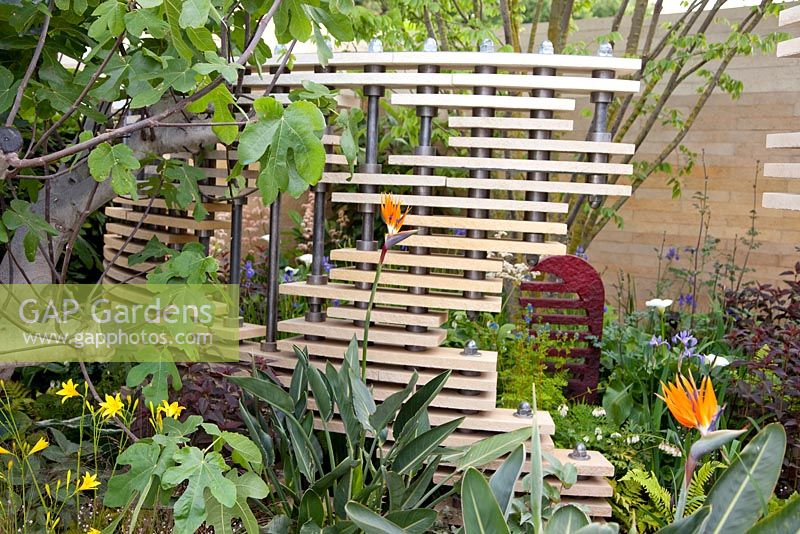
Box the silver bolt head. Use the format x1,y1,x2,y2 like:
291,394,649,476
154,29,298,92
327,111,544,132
538,40,554,55
368,38,383,53
479,38,495,53
460,339,481,356
515,401,533,417
597,42,613,57
423,37,438,52
568,441,590,460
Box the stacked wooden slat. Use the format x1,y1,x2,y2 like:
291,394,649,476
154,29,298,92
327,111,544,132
235,51,642,518
764,4,800,211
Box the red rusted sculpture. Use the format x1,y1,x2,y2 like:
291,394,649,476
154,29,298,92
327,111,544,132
519,255,605,401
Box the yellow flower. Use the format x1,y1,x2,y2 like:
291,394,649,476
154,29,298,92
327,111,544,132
87,528,101,534
157,400,186,420
0,445,12,455
657,371,721,435
27,437,49,457
76,472,100,492
98,393,124,419
56,379,81,403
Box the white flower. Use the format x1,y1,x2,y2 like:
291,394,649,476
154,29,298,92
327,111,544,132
260,234,270,242
582,436,590,443
591,407,606,418
645,298,673,312
596,433,604,441
658,442,682,457
557,404,569,417
610,432,622,439
284,266,299,276
707,354,731,368
297,254,313,266
626,434,640,445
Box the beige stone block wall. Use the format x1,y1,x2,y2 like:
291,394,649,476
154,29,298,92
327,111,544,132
523,5,800,297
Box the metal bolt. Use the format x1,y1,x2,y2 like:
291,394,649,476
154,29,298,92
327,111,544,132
368,38,383,53
423,37,438,52
479,38,495,53
538,40,554,55
597,42,613,57
568,442,591,461
459,339,481,357
514,401,533,418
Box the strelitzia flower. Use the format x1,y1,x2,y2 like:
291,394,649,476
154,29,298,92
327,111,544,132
56,379,81,403
27,437,49,457
658,372,720,435
379,193,417,262
645,298,673,312
76,472,100,492
98,393,124,419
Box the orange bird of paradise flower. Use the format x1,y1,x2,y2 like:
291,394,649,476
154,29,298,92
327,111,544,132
379,193,416,262
657,371,722,436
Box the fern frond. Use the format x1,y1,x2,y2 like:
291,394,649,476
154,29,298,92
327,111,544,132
685,460,724,514
620,469,673,518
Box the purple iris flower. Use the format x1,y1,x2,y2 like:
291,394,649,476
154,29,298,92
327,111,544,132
283,271,295,283
678,293,694,308
243,260,255,280
665,247,680,261
672,330,698,349
649,335,670,348
575,246,588,260
322,256,334,273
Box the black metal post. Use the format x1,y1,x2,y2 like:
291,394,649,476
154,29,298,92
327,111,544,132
355,38,384,318
227,196,244,326
261,194,281,352
406,37,438,350
463,39,497,310
524,40,555,266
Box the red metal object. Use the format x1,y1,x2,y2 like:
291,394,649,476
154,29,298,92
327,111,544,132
519,255,604,401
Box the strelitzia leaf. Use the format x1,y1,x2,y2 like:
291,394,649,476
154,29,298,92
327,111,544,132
689,429,747,463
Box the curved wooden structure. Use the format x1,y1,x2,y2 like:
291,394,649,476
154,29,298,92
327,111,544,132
764,5,800,211
103,46,642,518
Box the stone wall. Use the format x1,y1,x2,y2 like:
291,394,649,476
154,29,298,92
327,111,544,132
523,5,800,298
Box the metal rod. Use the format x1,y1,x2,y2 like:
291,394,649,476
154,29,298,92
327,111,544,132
227,197,245,325
262,194,281,352
588,43,615,210
463,39,497,306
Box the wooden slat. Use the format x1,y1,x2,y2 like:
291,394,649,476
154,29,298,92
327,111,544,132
404,234,567,255
321,172,447,187
105,223,197,244
264,350,497,392
763,192,800,211
448,136,635,155
198,185,258,199
329,267,504,293
325,305,448,327
112,197,230,212
238,323,265,340
780,4,800,27
261,338,499,372
261,51,642,74
448,116,573,131
763,163,800,178
777,36,800,58
331,193,568,214
766,132,800,148
248,72,641,93
104,207,230,231
279,282,502,312
330,248,503,272
278,317,446,347
405,214,567,235
104,236,153,255
433,469,612,497
104,265,146,284
390,154,632,176
390,93,575,111
445,177,632,196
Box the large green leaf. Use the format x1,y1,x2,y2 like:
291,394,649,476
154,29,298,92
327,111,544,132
126,360,181,405
454,426,530,471
238,97,326,203
746,492,799,534
227,375,294,414
104,441,164,507
392,418,463,475
307,364,332,421
489,443,525,518
1,199,59,262
461,467,510,534
162,447,237,533
88,142,140,198
0,67,20,113
204,471,269,534
704,423,786,533
384,509,437,534
545,504,591,534
659,505,711,534
394,371,450,438
370,375,417,432
345,501,407,534
162,161,208,221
